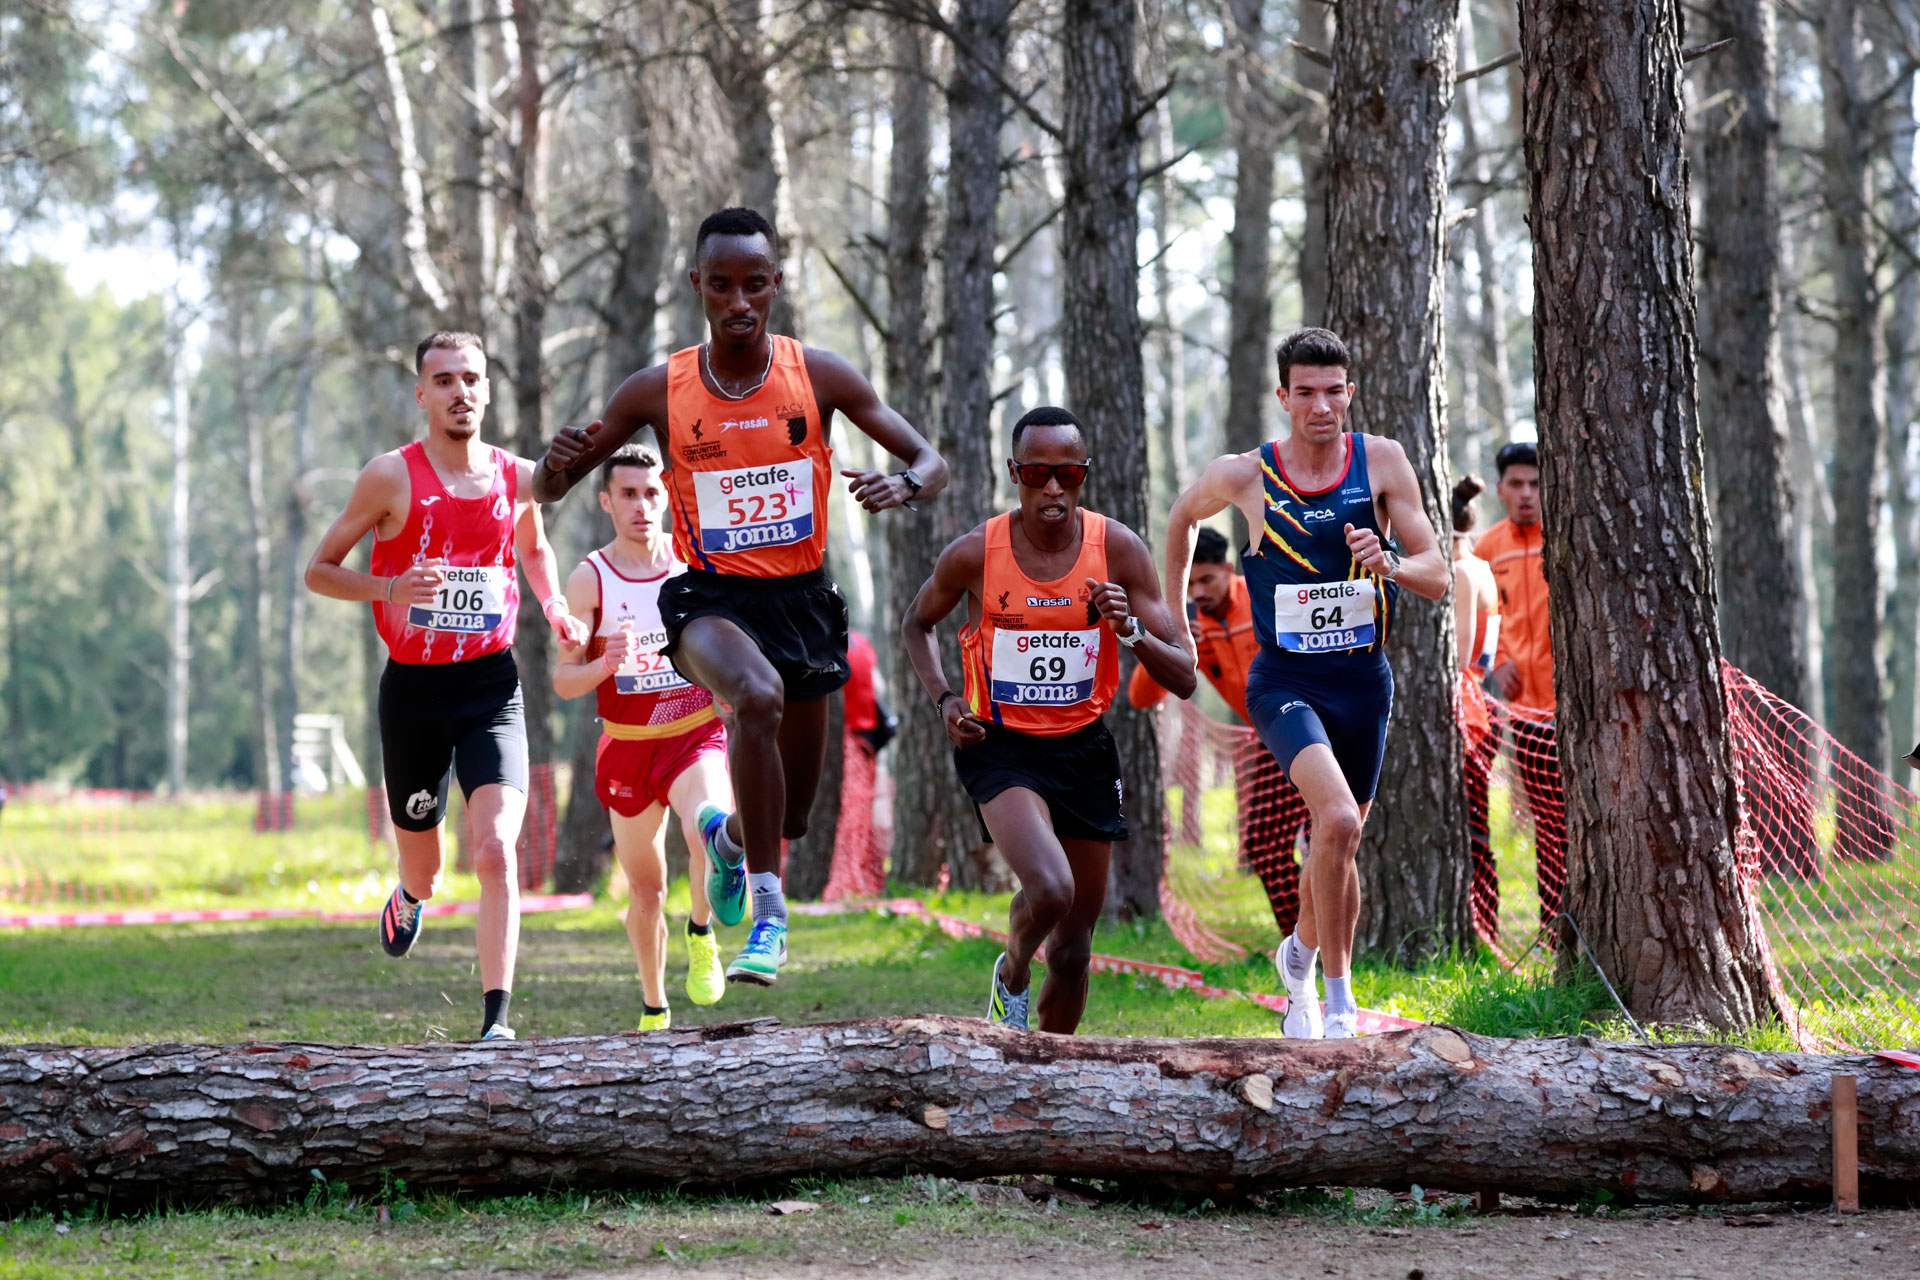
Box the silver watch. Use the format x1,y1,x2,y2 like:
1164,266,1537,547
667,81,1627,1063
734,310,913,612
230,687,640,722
1380,548,1401,581
1114,617,1144,648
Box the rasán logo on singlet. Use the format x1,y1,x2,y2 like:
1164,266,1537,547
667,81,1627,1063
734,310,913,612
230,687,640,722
1026,596,1071,607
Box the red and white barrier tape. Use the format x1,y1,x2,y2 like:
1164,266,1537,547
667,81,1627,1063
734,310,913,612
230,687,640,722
791,896,1423,1033
0,892,595,931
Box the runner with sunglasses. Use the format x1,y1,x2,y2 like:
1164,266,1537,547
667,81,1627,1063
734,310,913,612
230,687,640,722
1163,328,1449,1039
534,207,946,987
902,406,1196,1034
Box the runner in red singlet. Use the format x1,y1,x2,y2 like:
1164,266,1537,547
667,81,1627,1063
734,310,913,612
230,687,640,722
902,408,1195,1034
305,332,589,1042
534,207,946,987
553,444,735,1030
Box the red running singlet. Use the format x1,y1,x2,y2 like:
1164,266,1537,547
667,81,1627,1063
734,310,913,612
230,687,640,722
959,511,1120,738
369,441,519,665
586,550,717,739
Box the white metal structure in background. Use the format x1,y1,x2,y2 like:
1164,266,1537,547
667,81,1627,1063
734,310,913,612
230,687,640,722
291,714,364,791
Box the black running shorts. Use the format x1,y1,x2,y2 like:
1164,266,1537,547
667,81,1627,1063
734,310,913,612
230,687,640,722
659,567,851,701
378,649,529,832
952,718,1129,844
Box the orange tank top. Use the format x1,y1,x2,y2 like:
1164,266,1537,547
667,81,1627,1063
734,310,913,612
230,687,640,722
663,335,831,577
960,511,1120,738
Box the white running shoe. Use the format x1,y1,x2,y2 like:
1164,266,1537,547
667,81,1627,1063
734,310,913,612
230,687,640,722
1323,1011,1359,1040
479,1023,516,1042
1276,938,1323,1039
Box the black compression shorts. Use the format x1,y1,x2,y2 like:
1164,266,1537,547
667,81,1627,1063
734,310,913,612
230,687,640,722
952,718,1130,845
659,566,851,701
378,649,529,831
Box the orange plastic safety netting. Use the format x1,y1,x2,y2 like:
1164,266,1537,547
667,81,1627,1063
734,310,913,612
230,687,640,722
1158,662,1920,1047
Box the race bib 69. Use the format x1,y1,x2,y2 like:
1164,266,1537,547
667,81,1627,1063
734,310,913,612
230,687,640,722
410,565,510,633
989,628,1102,706
1273,580,1377,653
692,463,814,554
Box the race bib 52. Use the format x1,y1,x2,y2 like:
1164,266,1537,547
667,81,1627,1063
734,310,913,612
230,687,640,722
989,627,1102,706
615,627,692,695
692,463,814,554
1273,580,1377,653
409,565,510,634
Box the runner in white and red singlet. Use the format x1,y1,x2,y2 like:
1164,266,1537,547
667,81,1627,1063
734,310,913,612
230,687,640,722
553,444,736,1031
305,331,589,1042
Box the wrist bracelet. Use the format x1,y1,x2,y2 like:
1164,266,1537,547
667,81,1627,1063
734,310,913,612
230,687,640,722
541,596,567,618
385,576,396,603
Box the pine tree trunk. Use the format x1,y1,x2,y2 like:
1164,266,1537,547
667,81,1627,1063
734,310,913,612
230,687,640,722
1323,0,1469,964
1518,0,1785,1027
1697,0,1809,715
231,274,282,803
445,0,492,326
1222,0,1275,475
890,0,1011,891
278,239,319,794
165,281,192,796
1820,0,1894,856
1878,48,1919,763
1061,0,1161,919
703,0,790,335
1294,0,1333,327
1454,0,1512,455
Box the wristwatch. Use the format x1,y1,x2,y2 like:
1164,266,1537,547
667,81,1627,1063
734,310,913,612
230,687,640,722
1380,548,1401,581
1114,616,1144,648
897,469,924,496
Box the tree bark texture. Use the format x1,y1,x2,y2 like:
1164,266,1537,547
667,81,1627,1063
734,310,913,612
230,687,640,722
1323,0,1470,963
277,243,319,793
1453,0,1512,457
228,256,282,802
1697,0,1808,717
6,1019,1917,1209
702,0,791,336
1294,0,1333,328
1820,0,1891,785
1518,0,1783,1027
444,0,493,328
1060,0,1162,919
782,692,844,901
1879,46,1919,765
890,0,1012,891
1222,0,1276,474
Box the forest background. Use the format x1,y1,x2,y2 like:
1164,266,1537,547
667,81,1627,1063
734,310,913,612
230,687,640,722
3,0,1916,919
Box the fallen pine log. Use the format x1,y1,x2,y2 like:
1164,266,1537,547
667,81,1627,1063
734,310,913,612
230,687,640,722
3,1017,1916,1208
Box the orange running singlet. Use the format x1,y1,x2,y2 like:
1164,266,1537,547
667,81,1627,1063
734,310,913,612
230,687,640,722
663,335,832,577
960,511,1120,737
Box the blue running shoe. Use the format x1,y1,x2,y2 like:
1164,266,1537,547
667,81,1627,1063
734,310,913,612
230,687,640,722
986,952,1030,1030
379,885,424,958
725,917,788,986
699,803,747,927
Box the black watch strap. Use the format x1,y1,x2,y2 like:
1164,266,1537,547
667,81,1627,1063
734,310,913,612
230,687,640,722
936,690,959,712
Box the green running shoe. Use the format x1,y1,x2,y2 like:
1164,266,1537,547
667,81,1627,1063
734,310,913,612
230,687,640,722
638,1008,671,1032
986,952,1030,1030
699,804,747,927
685,925,725,1006
726,917,788,986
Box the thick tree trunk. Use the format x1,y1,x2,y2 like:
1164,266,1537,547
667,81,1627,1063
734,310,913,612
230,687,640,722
1294,0,1333,327
1323,0,1470,963
1519,0,1784,1027
1061,0,1161,920
1821,1,1891,786
6,1019,1918,1209
890,0,1011,891
783,692,843,900
1697,0,1808,716
1221,0,1276,478
508,0,555,778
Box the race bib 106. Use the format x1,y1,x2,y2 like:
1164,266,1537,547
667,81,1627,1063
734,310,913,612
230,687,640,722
1273,580,1377,653
692,463,814,554
989,627,1102,706
615,627,692,696
409,565,510,633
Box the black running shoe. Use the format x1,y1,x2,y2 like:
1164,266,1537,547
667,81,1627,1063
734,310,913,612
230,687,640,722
380,885,424,957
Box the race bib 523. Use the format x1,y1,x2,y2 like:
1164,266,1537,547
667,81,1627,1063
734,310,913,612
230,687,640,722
989,627,1102,706
692,463,814,554
409,565,509,634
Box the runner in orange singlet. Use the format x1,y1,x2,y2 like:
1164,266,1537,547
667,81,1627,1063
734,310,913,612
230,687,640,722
902,408,1195,1034
534,208,947,987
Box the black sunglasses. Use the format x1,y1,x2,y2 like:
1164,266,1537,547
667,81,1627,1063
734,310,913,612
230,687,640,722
1008,459,1093,488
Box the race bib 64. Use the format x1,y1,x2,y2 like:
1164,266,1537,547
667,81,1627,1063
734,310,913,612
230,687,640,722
1273,580,1377,653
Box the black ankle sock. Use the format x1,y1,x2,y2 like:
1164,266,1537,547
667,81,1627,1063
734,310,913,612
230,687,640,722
642,1002,668,1016
482,988,511,1033
687,920,711,936
400,889,419,905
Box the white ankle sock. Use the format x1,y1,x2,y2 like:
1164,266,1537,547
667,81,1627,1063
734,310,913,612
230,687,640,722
1324,972,1356,1017
1284,932,1319,982
748,871,787,924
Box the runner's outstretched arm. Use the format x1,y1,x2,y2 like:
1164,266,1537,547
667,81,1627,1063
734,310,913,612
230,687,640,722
807,348,949,512
533,366,670,502
1347,438,1449,602
515,460,590,647
305,455,446,605
1089,525,1198,701
901,529,988,750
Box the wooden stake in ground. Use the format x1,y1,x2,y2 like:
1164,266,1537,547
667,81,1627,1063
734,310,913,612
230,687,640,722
1834,1072,1859,1212
4,1017,1919,1209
